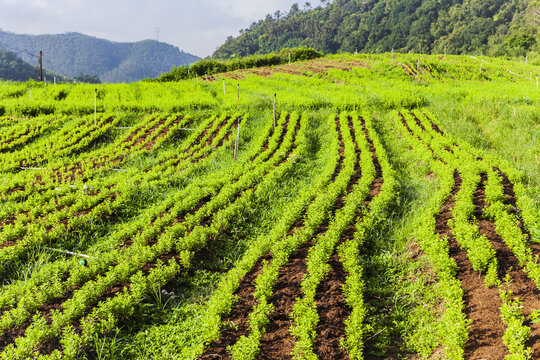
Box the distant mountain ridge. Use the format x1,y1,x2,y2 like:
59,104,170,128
213,0,539,59
0,30,200,83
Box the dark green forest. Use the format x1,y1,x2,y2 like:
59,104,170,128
0,31,200,83
213,0,540,58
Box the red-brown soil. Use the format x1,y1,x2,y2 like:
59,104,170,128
257,242,311,359
435,171,507,359
474,175,540,358
200,253,273,359
313,251,351,359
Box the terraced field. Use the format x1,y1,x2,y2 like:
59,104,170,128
0,53,539,359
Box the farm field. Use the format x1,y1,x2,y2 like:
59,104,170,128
0,53,539,359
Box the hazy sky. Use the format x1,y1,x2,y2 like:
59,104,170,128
0,0,322,57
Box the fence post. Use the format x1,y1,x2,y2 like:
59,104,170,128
233,119,240,161
237,83,239,101
273,93,277,129
94,88,97,126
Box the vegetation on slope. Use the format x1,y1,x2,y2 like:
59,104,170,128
213,0,540,59
0,30,200,83
0,49,73,83
0,53,538,359
151,47,323,82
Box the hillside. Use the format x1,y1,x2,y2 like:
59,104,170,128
213,0,540,58
0,30,200,83
0,49,70,83
0,53,539,358
0,49,40,82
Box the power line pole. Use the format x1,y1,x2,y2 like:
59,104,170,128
155,27,160,42
39,50,43,82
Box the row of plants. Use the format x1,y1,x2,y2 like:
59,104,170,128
394,110,469,359
0,112,300,357
226,113,357,358
399,108,539,359
38,111,306,358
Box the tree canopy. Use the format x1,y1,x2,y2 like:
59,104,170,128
213,0,539,58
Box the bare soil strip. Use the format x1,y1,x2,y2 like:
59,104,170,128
474,176,540,358
436,171,507,359
256,243,312,359
312,251,351,359
200,254,273,359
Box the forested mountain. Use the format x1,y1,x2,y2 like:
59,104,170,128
213,0,540,58
0,30,200,83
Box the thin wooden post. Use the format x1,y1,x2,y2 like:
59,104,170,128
417,59,420,76
44,76,47,90
223,78,226,95
273,93,277,128
237,83,239,101
94,88,97,126
288,53,291,65
391,48,394,63
39,50,43,82
444,46,447,57
233,119,240,161
54,76,56,86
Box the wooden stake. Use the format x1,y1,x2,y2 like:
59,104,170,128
223,78,226,95
417,59,420,76
444,46,447,57
237,83,239,101
233,119,240,161
54,76,56,86
273,93,277,128
391,48,394,63
94,88,97,126
288,53,291,65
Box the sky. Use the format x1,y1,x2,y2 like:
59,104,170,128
0,0,322,57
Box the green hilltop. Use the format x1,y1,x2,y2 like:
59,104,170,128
213,0,540,59
0,30,200,83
